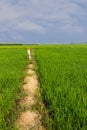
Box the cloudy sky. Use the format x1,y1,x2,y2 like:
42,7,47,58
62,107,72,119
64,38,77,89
0,0,87,43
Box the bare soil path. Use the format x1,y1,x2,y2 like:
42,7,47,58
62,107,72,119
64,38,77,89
15,51,45,130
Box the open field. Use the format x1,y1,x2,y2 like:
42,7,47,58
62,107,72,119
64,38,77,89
0,48,28,130
1,44,87,49
0,44,87,130
35,46,87,129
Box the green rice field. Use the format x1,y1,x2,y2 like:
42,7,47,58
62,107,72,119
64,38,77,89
35,46,87,130
0,45,87,130
0,48,28,130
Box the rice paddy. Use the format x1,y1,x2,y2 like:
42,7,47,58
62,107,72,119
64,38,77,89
0,45,87,130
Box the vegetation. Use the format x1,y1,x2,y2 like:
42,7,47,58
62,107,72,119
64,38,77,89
35,46,87,130
0,44,87,130
0,44,23,46
0,48,28,130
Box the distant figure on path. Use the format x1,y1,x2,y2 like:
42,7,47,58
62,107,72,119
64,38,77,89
27,48,31,60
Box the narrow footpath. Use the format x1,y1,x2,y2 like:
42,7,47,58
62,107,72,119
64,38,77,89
15,50,45,130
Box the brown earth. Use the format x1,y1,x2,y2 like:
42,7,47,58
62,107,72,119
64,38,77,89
15,59,46,130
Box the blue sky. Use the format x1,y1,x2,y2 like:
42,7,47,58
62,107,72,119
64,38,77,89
0,0,87,43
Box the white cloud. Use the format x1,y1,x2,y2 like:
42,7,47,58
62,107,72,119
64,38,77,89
0,0,87,42
0,0,44,33
60,24,85,33
11,34,23,40
15,21,44,32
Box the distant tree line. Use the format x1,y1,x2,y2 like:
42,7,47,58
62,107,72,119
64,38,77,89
0,43,39,46
0,43,23,46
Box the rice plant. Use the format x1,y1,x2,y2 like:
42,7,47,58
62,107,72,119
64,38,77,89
35,47,87,130
0,48,28,130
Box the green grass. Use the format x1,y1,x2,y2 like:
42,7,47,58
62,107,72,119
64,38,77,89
0,44,87,130
0,48,28,130
35,47,87,130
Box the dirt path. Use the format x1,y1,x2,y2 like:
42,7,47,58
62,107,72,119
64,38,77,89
15,51,45,130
